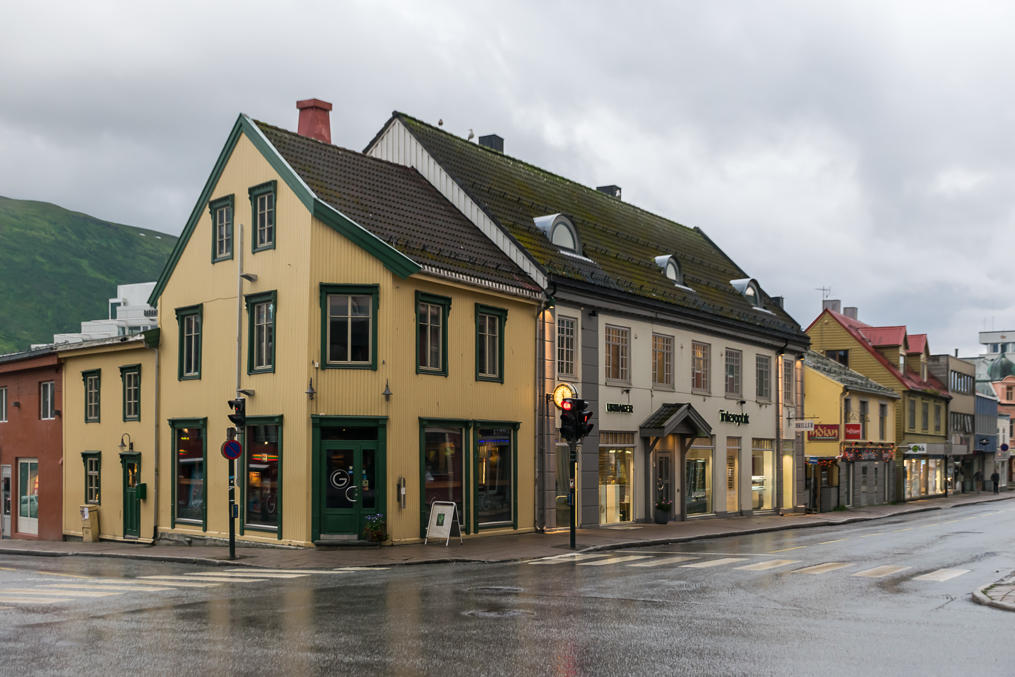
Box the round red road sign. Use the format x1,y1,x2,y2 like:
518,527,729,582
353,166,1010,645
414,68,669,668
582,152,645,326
221,439,243,460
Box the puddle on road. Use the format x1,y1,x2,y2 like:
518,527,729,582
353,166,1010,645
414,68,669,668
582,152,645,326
467,586,523,595
461,608,535,618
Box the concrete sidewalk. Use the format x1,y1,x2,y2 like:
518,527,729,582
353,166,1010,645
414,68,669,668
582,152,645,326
1,491,1011,572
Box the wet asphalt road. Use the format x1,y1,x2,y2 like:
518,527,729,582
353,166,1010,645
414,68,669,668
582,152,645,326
1,501,1014,676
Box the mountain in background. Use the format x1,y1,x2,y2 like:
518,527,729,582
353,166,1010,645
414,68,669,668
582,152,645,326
0,196,176,355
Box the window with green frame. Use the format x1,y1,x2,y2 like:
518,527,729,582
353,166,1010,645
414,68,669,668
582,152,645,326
475,304,507,383
176,304,203,380
82,451,101,505
83,369,100,423
210,194,234,262
473,423,518,529
416,291,451,376
170,418,207,528
120,364,140,421
249,180,276,252
246,291,277,374
242,416,282,536
320,284,378,369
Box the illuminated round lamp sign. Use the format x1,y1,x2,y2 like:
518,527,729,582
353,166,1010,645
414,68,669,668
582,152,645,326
552,383,577,409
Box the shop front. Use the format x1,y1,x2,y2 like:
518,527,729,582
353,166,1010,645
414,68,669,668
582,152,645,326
903,444,947,499
639,403,712,522
598,432,634,524
841,443,894,507
312,417,387,542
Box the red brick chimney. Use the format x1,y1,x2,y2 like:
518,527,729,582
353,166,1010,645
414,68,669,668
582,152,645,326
297,98,332,144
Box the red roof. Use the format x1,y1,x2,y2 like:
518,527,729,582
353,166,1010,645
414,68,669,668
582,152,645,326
861,326,907,348
907,334,928,354
806,309,949,398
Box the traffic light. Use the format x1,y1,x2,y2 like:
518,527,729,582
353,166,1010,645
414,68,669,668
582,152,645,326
578,401,594,438
227,397,246,428
560,398,577,441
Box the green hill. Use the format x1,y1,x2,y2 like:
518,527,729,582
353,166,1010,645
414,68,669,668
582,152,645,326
0,196,177,354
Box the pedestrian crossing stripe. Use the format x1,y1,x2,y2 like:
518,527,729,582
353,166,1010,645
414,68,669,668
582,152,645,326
334,566,390,571
577,555,653,566
735,559,799,571
187,571,306,579
528,553,612,564
0,595,69,604
4,588,120,598
853,565,911,578
680,557,748,568
138,575,247,586
913,568,970,582
226,568,348,575
43,583,174,592
629,556,699,567
793,562,852,575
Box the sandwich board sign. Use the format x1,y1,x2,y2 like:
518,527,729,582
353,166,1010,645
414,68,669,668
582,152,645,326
425,501,463,546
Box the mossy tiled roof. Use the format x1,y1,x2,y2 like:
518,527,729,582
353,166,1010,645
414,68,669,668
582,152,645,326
804,350,900,398
255,121,538,294
391,113,806,341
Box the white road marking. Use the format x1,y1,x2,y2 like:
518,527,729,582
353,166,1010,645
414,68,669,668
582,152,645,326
577,555,653,566
629,556,700,568
818,539,845,545
792,562,852,575
136,576,229,588
529,553,613,564
227,568,347,575
769,545,806,553
334,566,390,572
853,565,911,578
4,588,120,598
0,595,69,604
187,571,306,579
913,568,970,582
735,559,799,571
680,557,748,569
44,583,173,592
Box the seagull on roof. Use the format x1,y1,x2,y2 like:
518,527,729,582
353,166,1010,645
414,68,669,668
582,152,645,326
438,119,443,127
467,128,474,141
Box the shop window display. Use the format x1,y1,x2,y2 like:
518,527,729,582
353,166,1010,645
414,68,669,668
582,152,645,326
245,423,280,529
476,427,512,526
599,432,634,523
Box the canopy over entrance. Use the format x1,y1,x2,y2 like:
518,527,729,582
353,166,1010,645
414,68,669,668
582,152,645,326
640,403,712,441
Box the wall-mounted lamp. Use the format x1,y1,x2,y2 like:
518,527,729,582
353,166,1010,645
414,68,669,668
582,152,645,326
305,378,316,400
54,409,62,417
738,400,747,406
12,401,20,408
240,272,258,282
383,379,392,402
118,432,134,453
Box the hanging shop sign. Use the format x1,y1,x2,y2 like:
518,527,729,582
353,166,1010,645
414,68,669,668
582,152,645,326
606,403,634,413
844,423,862,440
808,424,840,441
840,442,895,462
907,443,927,454
719,410,749,426
793,420,815,432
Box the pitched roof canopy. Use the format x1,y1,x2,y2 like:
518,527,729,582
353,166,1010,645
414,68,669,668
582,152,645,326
377,112,807,344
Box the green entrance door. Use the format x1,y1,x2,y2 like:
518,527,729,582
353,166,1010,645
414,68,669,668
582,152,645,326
320,442,380,537
121,454,141,538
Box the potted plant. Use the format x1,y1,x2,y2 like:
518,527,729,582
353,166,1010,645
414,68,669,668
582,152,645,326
363,514,387,543
653,497,672,524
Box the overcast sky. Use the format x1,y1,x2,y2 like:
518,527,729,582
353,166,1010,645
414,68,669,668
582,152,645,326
3,1,1013,356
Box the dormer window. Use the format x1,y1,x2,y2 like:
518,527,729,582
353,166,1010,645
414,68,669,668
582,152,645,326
731,278,763,308
653,255,683,284
534,214,580,254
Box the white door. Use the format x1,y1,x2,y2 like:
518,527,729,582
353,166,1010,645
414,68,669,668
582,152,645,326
1,465,10,538
18,459,38,536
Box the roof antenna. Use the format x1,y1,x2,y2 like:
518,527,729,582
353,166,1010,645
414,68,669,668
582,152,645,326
816,286,831,308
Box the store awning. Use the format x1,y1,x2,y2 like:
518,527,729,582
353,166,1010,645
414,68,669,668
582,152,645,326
640,403,712,439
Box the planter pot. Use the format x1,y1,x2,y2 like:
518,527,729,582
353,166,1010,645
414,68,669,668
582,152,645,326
653,509,670,524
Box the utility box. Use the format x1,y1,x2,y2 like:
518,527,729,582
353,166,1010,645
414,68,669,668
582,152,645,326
80,505,100,542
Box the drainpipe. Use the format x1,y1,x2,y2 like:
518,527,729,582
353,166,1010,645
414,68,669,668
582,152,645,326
152,337,160,542
534,297,548,532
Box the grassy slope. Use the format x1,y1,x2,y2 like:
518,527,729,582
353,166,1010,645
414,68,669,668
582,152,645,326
0,196,176,354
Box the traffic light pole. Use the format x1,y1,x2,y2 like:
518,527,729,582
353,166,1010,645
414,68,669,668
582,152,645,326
569,439,578,549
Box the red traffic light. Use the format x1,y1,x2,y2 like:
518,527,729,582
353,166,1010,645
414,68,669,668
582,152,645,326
561,399,574,411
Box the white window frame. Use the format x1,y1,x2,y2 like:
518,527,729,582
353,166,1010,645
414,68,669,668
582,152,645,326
255,191,275,249
756,355,771,401
0,386,6,422
652,333,674,389
692,341,710,394
253,300,273,370
725,348,742,397
215,204,232,259
183,313,200,377
40,381,55,420
557,315,577,378
604,324,630,384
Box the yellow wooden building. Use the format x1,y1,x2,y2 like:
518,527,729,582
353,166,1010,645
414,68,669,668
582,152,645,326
806,303,950,500
58,335,158,541
149,100,540,546
802,350,899,510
